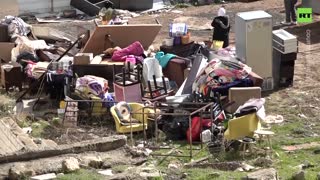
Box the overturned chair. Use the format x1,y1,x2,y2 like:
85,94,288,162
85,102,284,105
224,113,261,141
110,102,149,133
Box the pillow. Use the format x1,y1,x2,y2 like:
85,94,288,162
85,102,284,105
115,101,132,120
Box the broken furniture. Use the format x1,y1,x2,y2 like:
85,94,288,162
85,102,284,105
272,29,298,88
254,129,275,152
238,138,256,158
0,42,15,63
110,102,148,133
226,87,261,113
70,0,113,16
0,24,10,42
110,0,153,11
81,24,162,56
73,60,123,92
235,11,273,91
113,64,142,102
140,101,221,158
142,57,170,88
142,75,169,102
1,61,23,92
63,97,79,127
162,57,189,87
73,53,94,65
224,113,261,141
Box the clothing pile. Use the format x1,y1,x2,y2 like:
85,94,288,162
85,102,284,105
1,16,31,38
192,58,253,96
75,75,114,107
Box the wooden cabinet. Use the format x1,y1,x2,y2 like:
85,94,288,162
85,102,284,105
1,62,23,92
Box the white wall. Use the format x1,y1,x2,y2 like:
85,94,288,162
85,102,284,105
18,0,71,13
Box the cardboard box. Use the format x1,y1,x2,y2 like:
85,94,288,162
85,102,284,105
0,42,15,63
73,53,93,65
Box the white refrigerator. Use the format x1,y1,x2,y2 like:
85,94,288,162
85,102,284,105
235,10,273,90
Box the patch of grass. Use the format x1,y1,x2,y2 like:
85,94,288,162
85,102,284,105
112,164,131,173
57,169,103,180
0,94,15,117
273,148,320,179
185,168,245,180
31,120,51,138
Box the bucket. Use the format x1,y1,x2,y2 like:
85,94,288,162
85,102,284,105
162,38,174,46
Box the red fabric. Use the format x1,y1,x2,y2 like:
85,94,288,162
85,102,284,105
111,41,144,62
187,117,211,143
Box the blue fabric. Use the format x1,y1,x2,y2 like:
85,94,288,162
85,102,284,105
155,51,176,68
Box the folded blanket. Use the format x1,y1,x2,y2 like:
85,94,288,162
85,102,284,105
235,98,265,117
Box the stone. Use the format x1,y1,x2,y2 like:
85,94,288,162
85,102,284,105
33,138,42,144
82,156,103,169
17,134,39,150
98,169,113,176
168,161,182,170
9,164,35,179
243,168,278,180
31,173,57,180
22,127,32,134
38,139,58,149
254,157,273,167
102,161,112,169
242,163,255,172
292,170,305,180
62,157,80,172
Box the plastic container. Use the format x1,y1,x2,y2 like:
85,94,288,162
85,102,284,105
181,32,191,45
163,38,174,46
201,129,212,143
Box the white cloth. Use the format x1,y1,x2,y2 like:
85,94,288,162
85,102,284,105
143,57,163,84
217,7,226,16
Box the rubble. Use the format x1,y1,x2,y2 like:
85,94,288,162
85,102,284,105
98,169,114,176
30,173,57,180
81,155,103,169
291,170,305,180
243,168,278,180
9,163,35,179
253,157,273,168
62,157,80,172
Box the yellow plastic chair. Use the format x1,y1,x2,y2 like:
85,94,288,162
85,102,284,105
110,103,149,133
224,113,261,141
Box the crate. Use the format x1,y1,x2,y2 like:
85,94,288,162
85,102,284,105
113,63,142,102
114,83,141,102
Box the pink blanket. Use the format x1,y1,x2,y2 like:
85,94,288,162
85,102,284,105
111,41,144,62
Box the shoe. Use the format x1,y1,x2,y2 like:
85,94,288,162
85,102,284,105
291,21,297,25
281,21,291,25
